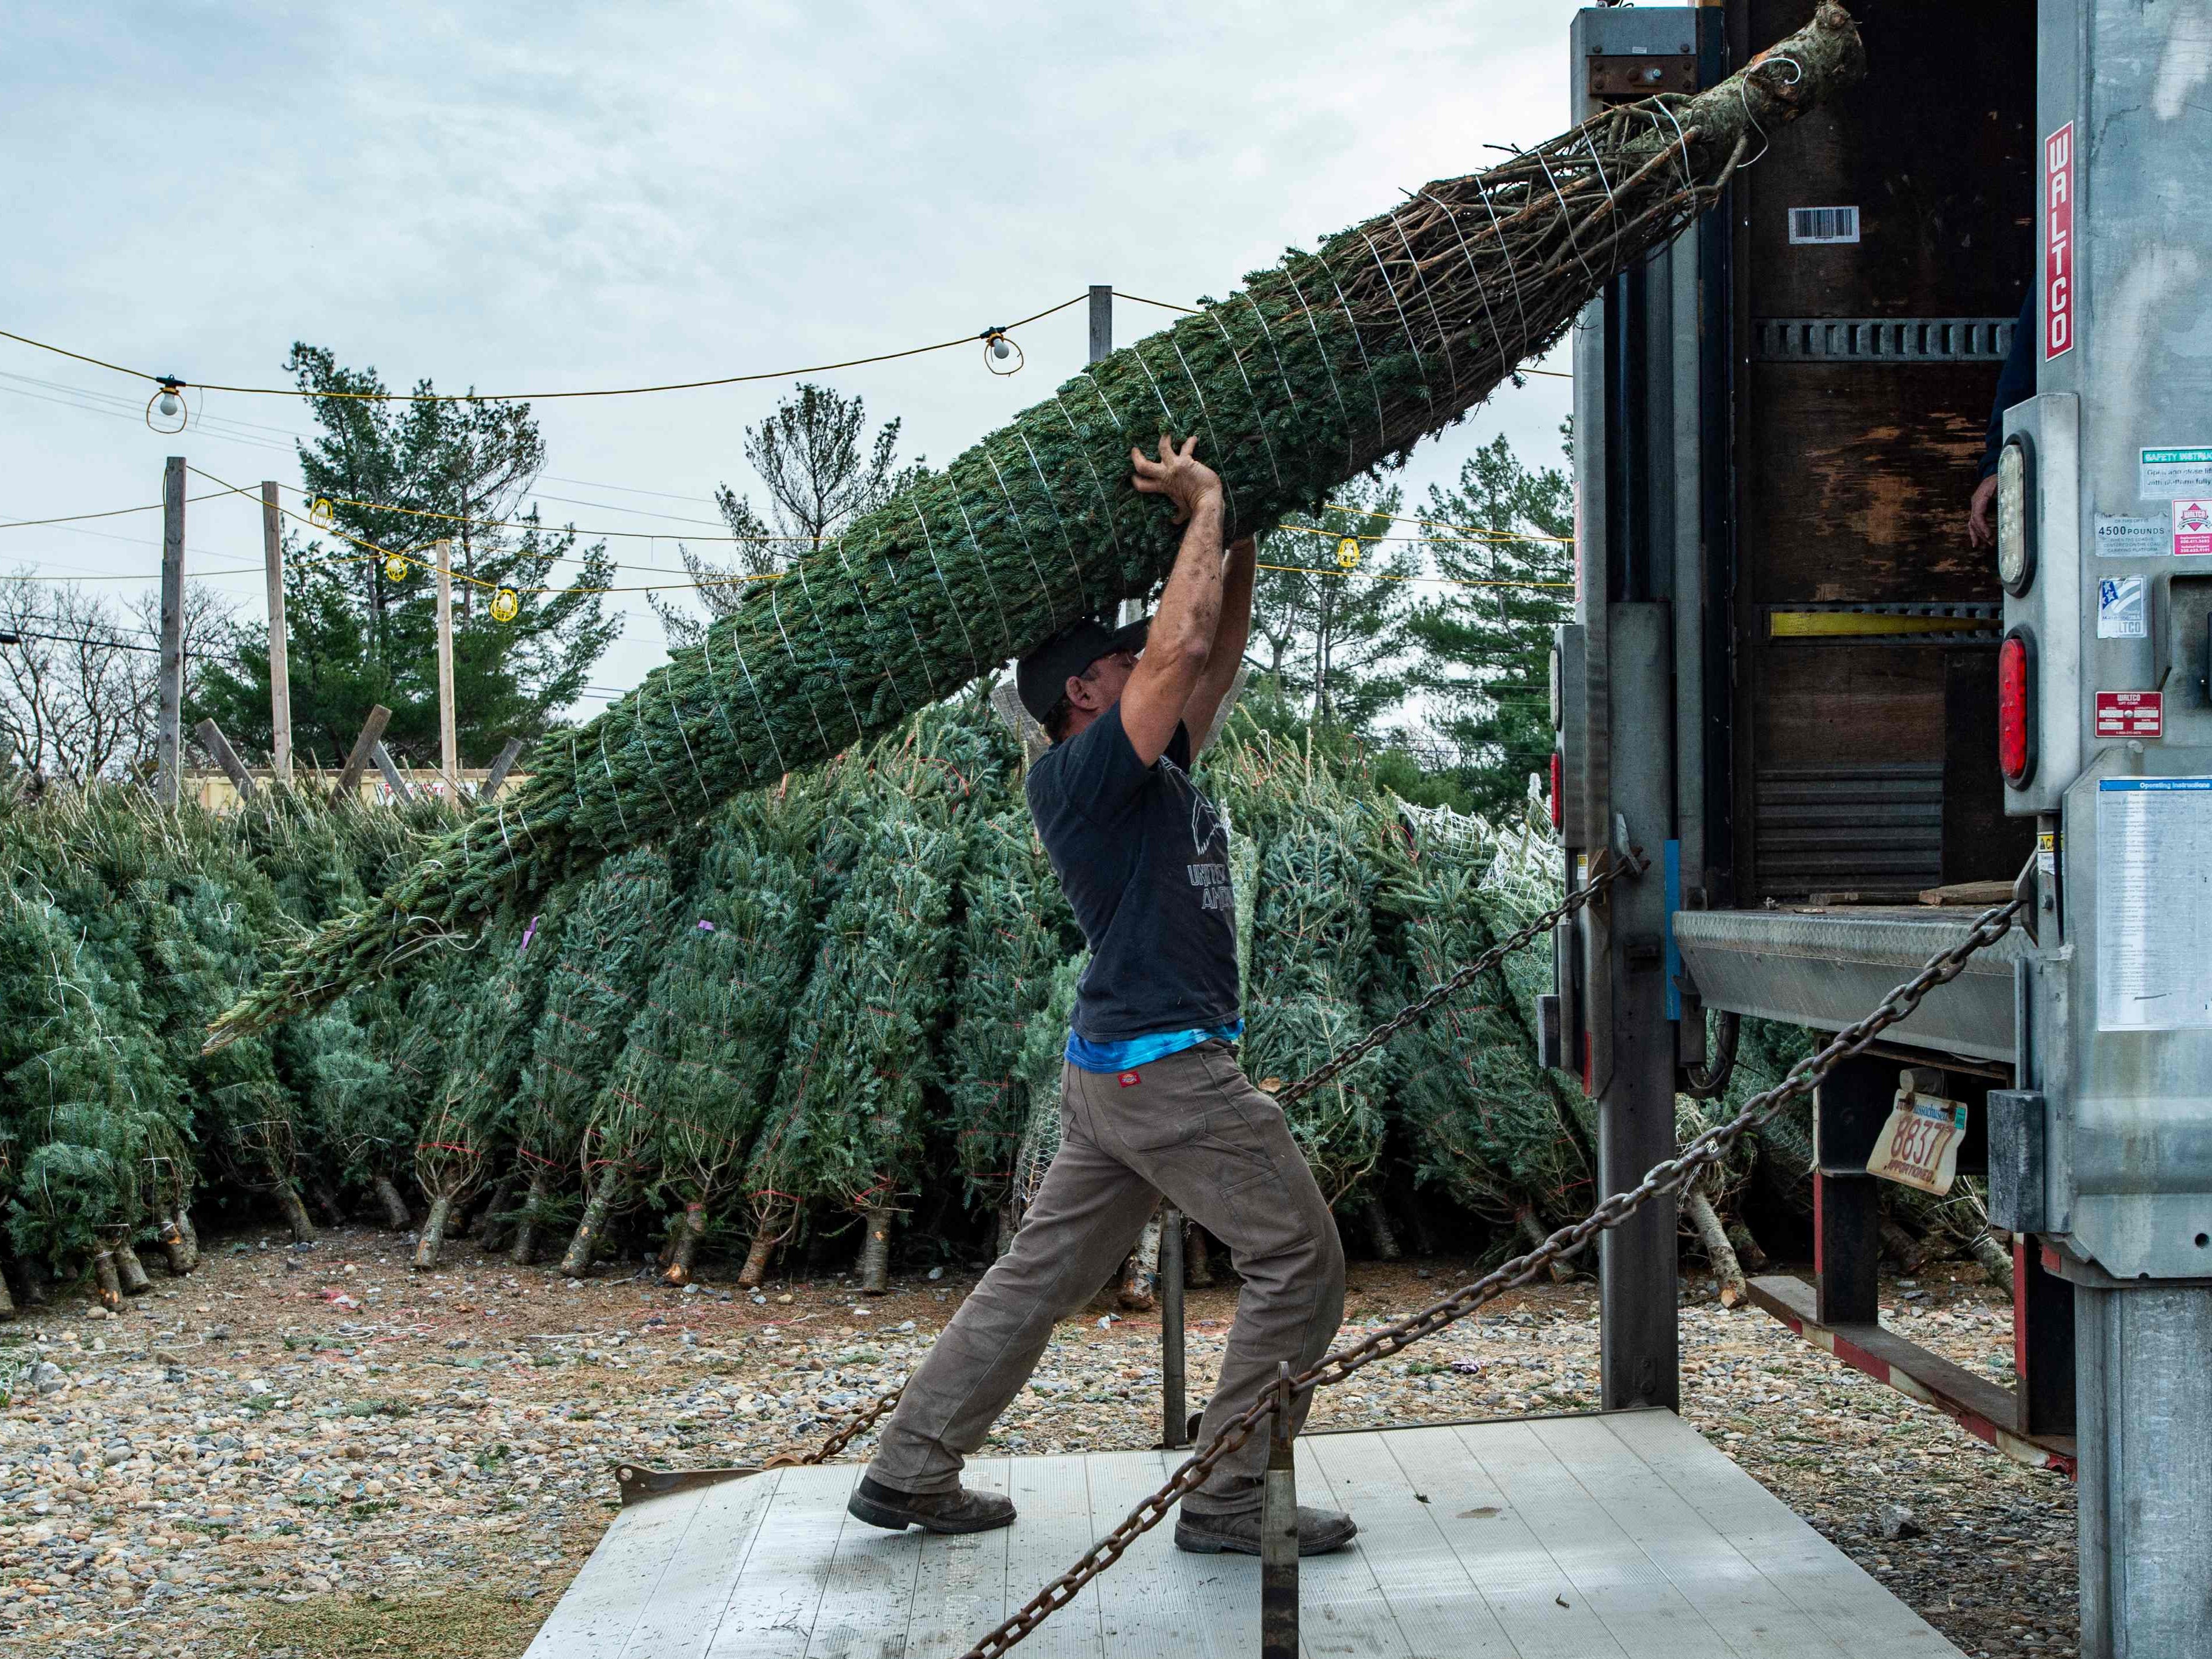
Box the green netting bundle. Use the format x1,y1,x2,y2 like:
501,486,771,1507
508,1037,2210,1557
1383,798,1595,1256
207,3,1864,1049
505,848,676,1265
946,806,1074,1248
566,794,823,1283
1209,734,1392,1205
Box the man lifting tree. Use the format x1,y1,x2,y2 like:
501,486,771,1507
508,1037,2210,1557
848,433,1356,1557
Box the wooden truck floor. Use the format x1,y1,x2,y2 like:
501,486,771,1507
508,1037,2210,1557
522,1408,1963,1658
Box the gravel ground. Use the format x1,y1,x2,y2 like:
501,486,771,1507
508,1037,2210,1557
0,1227,2075,1658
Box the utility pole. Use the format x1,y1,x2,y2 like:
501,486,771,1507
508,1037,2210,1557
156,455,186,808
434,538,458,792
262,481,292,783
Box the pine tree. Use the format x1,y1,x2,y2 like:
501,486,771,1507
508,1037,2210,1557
1403,433,1576,818
947,807,1074,1249
568,796,822,1282
1246,475,1415,736
506,849,675,1267
1209,733,1392,1207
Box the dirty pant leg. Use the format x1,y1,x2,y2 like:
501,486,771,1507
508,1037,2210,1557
867,1094,1158,1496
1081,1043,1346,1517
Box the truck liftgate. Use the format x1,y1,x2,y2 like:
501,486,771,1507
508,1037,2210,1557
1551,3,2212,1654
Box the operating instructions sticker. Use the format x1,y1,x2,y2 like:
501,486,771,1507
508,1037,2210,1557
2097,576,2147,638
2141,446,2212,499
2096,778,2212,1032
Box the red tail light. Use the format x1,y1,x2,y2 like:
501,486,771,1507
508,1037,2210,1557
1549,750,1563,828
1998,627,2037,787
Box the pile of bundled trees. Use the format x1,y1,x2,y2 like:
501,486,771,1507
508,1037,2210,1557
0,682,2009,1315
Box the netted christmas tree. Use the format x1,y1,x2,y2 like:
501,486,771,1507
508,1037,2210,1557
947,805,1076,1253
564,792,823,1282
209,6,1866,1049
411,897,571,1268
1382,795,1594,1266
1210,732,1392,1207
506,848,676,1265
752,731,967,1291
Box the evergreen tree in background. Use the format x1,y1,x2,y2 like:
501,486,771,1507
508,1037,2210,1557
649,383,925,650
947,806,1074,1250
1403,430,1576,819
1245,476,1415,739
570,794,823,1282
507,849,675,1265
191,344,620,771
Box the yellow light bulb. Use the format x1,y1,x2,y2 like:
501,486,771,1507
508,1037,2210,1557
490,588,520,624
1335,536,1362,570
383,554,410,582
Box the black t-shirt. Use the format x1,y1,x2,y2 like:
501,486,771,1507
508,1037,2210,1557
1026,702,1239,1043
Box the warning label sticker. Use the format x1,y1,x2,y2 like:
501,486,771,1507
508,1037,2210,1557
2174,499,2212,556
2096,690,2164,737
2097,576,2148,638
2096,514,2167,558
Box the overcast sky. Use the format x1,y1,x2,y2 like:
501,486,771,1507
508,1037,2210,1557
3,2,1593,710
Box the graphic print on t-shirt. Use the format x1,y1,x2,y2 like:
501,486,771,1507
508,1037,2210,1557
1159,753,1234,913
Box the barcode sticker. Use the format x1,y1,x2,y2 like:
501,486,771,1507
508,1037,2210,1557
1788,205,1860,244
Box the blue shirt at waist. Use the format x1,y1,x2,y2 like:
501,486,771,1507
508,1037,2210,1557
1065,1020,1244,1074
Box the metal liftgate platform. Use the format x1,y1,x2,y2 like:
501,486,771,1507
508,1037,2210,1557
524,1410,1964,1658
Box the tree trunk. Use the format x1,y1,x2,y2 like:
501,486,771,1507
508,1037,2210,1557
1971,1228,2016,1298
1185,1225,1216,1289
856,1205,895,1296
175,1209,201,1273
91,1248,123,1309
509,1168,550,1266
0,1266,14,1320
157,1215,192,1276
113,1241,153,1296
995,1201,1018,1259
1880,1217,1929,1274
739,1202,787,1288
274,1183,317,1244
664,1204,707,1286
413,1195,455,1271
464,1176,515,1238
1684,1184,1747,1307
1118,1213,1162,1311
1361,1199,1401,1262
309,1182,345,1228
1726,1220,1771,1274
560,1167,624,1278
1517,1206,1574,1283
374,1176,413,1231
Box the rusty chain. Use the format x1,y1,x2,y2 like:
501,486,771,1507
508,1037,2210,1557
950,891,2026,1659
764,844,1652,1470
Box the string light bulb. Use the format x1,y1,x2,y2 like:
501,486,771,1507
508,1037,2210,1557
383,553,410,582
489,587,520,623
308,498,336,528
1335,536,1363,570
978,326,1024,376
145,377,188,433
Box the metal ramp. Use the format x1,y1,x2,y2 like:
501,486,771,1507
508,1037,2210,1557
525,1409,1964,1658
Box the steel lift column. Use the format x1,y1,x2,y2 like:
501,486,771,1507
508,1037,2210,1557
1556,7,1728,1411
1990,5,2212,1653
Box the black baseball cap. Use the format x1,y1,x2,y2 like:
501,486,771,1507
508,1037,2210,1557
1015,614,1151,727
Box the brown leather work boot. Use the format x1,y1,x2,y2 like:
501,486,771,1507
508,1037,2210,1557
846,1475,1017,1535
1175,1505,1357,1556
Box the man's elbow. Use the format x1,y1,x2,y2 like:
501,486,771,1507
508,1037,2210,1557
1156,624,1212,674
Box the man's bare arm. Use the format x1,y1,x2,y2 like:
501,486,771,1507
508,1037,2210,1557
1122,434,1226,767
1183,535,1254,753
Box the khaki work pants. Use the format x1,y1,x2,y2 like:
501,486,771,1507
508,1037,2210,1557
867,1040,1345,1516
